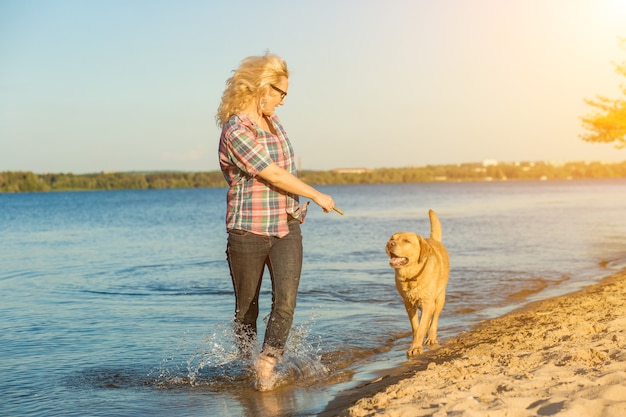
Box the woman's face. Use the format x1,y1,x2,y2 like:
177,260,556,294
261,77,288,116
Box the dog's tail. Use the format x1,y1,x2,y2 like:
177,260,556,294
428,209,442,242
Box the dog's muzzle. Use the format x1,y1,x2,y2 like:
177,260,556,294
387,240,409,267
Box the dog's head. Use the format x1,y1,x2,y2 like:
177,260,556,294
386,232,431,269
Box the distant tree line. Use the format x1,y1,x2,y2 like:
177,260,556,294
1,160,626,193
299,160,626,185
0,171,225,193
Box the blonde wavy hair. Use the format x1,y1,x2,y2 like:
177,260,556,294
216,53,289,127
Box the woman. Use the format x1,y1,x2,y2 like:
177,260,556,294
216,53,336,391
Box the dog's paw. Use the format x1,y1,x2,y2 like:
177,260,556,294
424,336,439,346
406,345,424,357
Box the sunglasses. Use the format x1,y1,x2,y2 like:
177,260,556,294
270,84,287,100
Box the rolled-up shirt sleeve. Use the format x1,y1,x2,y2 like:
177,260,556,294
223,123,272,177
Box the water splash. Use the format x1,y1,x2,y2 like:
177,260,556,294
274,316,329,385
186,323,250,388
154,314,329,390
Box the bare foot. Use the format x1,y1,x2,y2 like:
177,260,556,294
254,353,278,391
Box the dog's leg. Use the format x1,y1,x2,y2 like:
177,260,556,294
407,301,436,356
404,302,423,356
425,291,446,345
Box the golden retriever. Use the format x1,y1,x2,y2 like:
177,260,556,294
386,209,450,356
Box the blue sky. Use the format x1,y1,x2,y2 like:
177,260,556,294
1,0,625,174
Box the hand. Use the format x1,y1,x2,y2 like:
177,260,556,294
312,192,335,213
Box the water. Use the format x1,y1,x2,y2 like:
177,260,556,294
2,179,626,417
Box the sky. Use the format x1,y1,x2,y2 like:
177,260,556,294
1,0,626,174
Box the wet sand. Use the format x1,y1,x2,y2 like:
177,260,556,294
321,270,626,417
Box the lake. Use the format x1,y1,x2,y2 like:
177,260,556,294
1,179,626,416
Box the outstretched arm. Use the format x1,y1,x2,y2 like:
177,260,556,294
257,163,335,212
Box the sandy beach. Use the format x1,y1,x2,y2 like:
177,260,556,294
322,270,626,417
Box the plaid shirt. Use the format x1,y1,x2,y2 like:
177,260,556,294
218,113,301,237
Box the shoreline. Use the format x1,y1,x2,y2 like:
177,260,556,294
320,269,626,417
3,165,626,194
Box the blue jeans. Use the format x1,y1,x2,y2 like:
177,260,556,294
226,219,303,355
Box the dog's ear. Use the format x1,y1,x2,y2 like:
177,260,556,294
417,236,431,264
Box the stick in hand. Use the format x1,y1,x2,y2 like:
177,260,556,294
333,207,344,215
